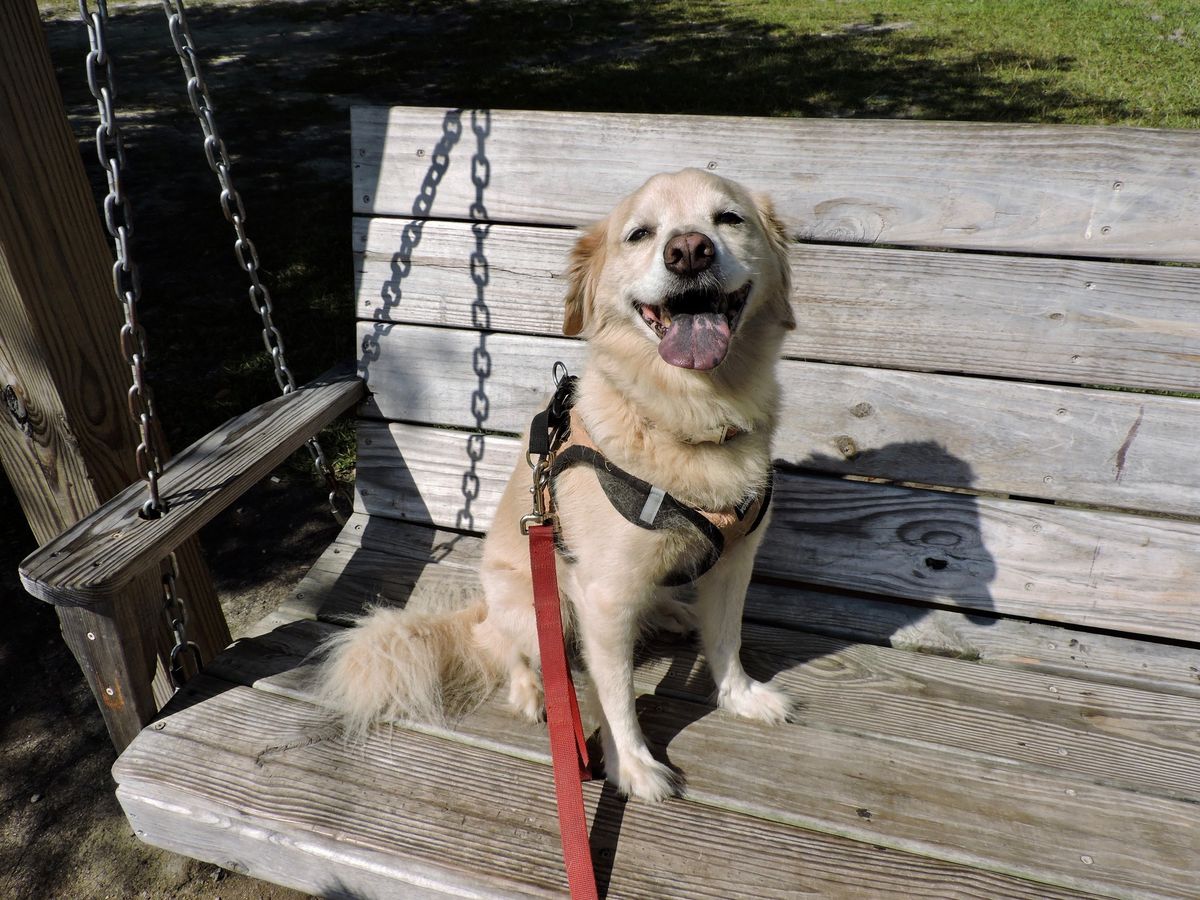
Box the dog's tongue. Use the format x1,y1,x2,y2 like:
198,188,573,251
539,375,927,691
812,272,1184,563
658,311,731,371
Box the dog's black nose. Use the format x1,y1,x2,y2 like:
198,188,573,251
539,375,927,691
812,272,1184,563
663,231,715,277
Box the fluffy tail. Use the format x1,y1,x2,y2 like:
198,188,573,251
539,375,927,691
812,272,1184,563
314,602,500,737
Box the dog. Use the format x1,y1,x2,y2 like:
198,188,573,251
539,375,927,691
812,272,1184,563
318,168,796,801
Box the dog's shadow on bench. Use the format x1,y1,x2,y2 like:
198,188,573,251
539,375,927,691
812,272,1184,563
593,440,997,877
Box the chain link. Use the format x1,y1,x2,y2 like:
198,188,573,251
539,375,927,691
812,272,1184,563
159,0,350,523
80,1,170,520
80,2,197,686
456,111,492,532
162,553,201,687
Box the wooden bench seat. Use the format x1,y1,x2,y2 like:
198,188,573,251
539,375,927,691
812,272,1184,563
103,107,1200,896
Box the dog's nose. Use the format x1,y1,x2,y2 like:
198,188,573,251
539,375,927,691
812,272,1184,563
663,231,715,277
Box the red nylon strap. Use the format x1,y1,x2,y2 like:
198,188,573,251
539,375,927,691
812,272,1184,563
528,523,599,900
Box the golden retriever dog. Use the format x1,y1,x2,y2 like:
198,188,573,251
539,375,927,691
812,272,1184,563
318,168,796,801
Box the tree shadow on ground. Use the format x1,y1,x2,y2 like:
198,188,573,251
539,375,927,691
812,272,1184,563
38,0,1128,445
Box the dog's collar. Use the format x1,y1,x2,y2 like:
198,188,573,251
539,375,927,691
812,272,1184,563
679,423,746,445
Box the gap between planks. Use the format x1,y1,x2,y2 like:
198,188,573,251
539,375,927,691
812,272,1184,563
349,421,1200,643
175,625,1200,898
117,678,1092,900
265,513,1200,699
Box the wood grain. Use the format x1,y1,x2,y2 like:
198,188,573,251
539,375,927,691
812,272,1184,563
356,216,1200,391
0,0,226,749
114,681,1092,900
226,597,1200,807
267,514,1200,698
121,672,1197,897
114,681,1123,900
19,367,364,608
353,106,1200,261
353,422,1200,642
356,322,1200,516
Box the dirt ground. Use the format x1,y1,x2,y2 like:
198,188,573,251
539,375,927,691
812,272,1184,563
2,4,423,896
1,473,335,899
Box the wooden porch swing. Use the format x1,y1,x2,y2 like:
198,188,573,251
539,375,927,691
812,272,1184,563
6,1,1200,897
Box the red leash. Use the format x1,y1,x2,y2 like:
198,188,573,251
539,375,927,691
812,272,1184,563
528,522,599,900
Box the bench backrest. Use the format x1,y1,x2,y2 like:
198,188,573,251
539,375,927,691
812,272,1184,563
351,106,1200,644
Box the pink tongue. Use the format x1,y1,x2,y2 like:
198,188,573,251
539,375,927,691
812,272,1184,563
657,312,731,370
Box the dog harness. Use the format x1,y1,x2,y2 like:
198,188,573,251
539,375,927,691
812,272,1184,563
529,369,773,586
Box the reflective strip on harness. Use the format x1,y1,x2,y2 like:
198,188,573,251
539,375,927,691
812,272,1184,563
639,486,667,525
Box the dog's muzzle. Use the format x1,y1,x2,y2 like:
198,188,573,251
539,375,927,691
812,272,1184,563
638,281,751,371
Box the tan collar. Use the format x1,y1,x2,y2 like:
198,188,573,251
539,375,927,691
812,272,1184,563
679,423,746,445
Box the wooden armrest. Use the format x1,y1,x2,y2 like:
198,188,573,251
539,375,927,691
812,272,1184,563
20,365,365,609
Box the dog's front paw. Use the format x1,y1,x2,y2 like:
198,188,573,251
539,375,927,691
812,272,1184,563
507,667,544,723
720,679,792,725
615,752,681,803
603,741,681,802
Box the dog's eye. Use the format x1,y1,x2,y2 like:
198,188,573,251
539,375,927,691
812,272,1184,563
715,210,744,227
625,227,651,243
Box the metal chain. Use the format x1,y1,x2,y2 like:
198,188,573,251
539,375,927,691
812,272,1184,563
80,0,171,521
159,0,350,523
80,1,195,688
162,553,201,686
455,111,492,532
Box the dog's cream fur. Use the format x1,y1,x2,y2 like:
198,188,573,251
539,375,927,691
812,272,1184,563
318,169,795,801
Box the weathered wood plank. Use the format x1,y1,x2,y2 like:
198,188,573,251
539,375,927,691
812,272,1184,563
353,106,1200,261
19,367,364,609
354,422,1200,641
115,681,1090,900
225,600,1200,807
131,672,1198,896
114,792,475,900
0,0,227,749
356,322,1200,516
268,514,1200,698
356,216,1200,392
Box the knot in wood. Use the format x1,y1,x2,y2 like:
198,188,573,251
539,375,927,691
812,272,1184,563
851,402,873,419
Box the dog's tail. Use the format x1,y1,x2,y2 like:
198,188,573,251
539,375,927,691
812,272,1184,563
314,602,500,737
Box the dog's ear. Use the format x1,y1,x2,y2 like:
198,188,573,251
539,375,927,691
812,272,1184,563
755,193,796,331
563,219,607,336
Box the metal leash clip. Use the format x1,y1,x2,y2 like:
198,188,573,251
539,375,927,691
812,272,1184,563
521,362,574,534
520,454,555,535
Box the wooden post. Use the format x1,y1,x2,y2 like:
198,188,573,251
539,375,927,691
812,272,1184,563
0,0,230,751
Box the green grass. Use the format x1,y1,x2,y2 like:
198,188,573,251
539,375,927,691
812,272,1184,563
734,0,1200,127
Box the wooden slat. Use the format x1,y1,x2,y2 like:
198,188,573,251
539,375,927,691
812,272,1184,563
135,662,1200,896
19,367,365,608
356,216,1200,391
115,681,1092,900
355,422,1200,642
356,322,1200,516
237,584,1200,806
353,106,1200,262
0,0,230,750
266,514,1200,699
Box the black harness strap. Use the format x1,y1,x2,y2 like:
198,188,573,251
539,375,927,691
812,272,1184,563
531,376,773,585
550,444,772,585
